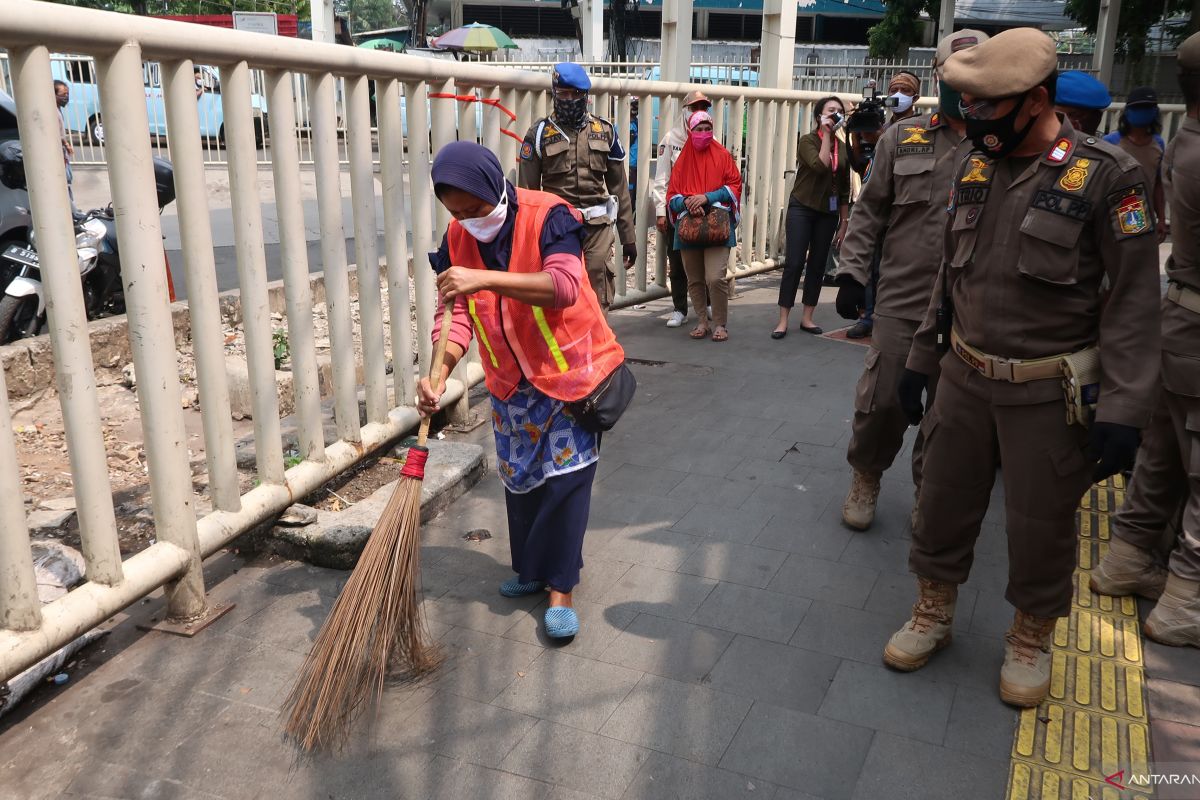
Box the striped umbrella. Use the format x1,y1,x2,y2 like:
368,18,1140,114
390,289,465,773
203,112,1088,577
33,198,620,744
431,22,517,53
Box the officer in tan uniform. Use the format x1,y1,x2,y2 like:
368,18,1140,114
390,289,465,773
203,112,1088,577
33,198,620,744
884,28,1162,707
518,63,637,314
1091,32,1200,649
834,30,988,532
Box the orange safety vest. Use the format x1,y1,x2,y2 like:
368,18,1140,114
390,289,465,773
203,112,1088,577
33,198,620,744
447,188,625,403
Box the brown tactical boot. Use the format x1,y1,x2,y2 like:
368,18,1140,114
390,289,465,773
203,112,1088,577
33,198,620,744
1090,537,1167,600
999,611,1059,707
842,470,882,531
1144,574,1200,648
883,578,957,671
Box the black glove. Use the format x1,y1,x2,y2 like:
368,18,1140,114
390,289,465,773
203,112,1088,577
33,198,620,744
835,274,866,320
1087,422,1140,482
622,243,637,264
897,369,930,426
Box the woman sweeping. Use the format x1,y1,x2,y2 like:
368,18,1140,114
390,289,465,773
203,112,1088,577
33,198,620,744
666,110,742,342
417,141,624,639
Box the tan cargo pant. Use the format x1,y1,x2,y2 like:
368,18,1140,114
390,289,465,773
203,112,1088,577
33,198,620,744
910,355,1094,618
582,222,616,314
1111,381,1200,582
846,315,939,486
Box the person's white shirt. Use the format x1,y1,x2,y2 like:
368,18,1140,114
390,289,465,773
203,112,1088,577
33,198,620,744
650,125,689,218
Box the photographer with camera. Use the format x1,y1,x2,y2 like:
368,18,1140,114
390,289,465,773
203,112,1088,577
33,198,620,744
833,31,988,532
772,96,852,338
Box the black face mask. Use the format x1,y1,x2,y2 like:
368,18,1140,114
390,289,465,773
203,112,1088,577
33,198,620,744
553,95,589,130
965,93,1038,160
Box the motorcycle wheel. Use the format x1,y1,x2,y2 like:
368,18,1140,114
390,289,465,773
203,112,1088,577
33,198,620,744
0,294,41,344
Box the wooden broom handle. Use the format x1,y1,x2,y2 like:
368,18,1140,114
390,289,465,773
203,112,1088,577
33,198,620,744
417,299,455,447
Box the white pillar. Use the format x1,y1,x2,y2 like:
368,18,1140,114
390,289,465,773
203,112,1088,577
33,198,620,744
451,0,464,29
760,0,798,91
310,0,336,44
1093,0,1122,87
937,0,956,45
580,0,604,62
661,0,693,84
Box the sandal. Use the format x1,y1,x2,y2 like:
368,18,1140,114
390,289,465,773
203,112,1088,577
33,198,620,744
544,607,580,639
689,326,710,340
712,327,728,342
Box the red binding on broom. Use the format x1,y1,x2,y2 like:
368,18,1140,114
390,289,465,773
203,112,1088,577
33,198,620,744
282,301,454,752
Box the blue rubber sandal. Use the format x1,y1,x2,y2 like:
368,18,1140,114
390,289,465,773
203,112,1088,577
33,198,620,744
544,607,580,639
499,577,545,598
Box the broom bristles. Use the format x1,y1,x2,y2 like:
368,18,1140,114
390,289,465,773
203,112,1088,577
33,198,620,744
282,474,442,752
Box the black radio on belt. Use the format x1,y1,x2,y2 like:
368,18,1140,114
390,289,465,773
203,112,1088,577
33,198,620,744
935,267,952,353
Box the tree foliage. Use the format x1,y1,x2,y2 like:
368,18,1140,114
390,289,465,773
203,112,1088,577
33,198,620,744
1064,0,1195,65
868,0,940,58
334,0,402,35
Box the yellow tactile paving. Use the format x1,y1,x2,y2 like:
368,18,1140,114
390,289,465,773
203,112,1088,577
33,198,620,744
1007,476,1155,800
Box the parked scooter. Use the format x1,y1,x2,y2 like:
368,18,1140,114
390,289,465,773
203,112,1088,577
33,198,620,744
0,141,176,345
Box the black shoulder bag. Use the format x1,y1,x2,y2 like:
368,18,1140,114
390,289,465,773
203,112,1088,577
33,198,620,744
567,362,637,433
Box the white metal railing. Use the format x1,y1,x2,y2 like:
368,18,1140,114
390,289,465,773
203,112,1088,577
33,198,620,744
0,0,828,680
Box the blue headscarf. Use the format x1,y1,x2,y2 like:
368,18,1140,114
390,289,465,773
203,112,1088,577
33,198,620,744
431,141,519,271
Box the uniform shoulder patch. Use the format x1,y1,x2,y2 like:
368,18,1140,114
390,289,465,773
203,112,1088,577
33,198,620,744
1109,184,1151,237
929,112,941,128
960,156,992,184
1047,138,1072,163
520,140,534,161
1057,157,1092,193
900,126,931,145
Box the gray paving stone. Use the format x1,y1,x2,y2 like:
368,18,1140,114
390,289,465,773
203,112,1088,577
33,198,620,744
863,570,980,633
1148,678,1200,727
836,531,912,574
621,751,780,800
503,597,637,660
692,582,811,643
677,539,788,588
1143,636,1200,689
598,463,690,498
588,493,696,528
850,733,1009,800
501,720,651,799
789,601,903,664
667,473,759,508
595,523,703,571
600,673,752,765
770,419,845,448
753,514,854,561
966,589,1015,639
706,635,840,714
574,556,635,602
377,691,539,768
492,649,642,733
426,575,547,636
598,564,719,621
742,483,832,521
671,503,775,543
598,612,734,683
733,456,816,490
428,626,544,703
719,703,875,800
780,441,851,472
767,553,879,609
716,434,798,462
817,659,956,745
191,641,307,708
222,588,333,654
418,756,552,800
942,685,1020,761
916,632,1007,693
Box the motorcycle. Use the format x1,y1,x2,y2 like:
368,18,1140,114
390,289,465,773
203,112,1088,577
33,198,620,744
0,141,176,345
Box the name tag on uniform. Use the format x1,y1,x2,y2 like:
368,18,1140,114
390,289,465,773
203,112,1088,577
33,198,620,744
829,196,838,212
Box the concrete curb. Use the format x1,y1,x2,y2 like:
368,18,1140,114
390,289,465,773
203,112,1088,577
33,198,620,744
260,440,487,570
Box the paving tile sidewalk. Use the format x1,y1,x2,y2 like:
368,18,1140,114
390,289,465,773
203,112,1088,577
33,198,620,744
2,274,1177,800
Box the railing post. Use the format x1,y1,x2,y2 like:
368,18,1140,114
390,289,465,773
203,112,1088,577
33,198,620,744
430,79,456,240
163,59,243,509
98,42,204,617
755,100,778,263
0,368,40,632
615,94,632,299
266,68,326,462
347,75,389,426
634,92,652,293
404,80,437,378
377,78,417,411
221,60,286,485
10,45,123,587
310,72,362,443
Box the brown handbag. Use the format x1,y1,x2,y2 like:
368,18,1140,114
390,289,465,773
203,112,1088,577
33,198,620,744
676,206,732,247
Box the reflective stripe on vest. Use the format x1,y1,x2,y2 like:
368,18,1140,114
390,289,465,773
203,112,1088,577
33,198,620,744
468,298,500,368
531,307,569,373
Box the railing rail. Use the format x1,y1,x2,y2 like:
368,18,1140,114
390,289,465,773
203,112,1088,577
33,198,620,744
0,0,823,680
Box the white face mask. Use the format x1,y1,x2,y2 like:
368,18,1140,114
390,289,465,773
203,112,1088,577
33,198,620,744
890,92,915,114
458,191,508,243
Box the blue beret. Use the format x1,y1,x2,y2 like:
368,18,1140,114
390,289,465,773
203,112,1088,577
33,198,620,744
1055,71,1111,111
553,62,592,92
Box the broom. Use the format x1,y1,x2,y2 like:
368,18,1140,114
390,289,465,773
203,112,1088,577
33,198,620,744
282,302,454,752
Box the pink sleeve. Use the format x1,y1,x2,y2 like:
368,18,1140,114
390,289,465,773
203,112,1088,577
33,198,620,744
432,293,473,353
543,252,583,308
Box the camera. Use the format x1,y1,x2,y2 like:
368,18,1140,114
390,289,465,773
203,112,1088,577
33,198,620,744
845,80,898,161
